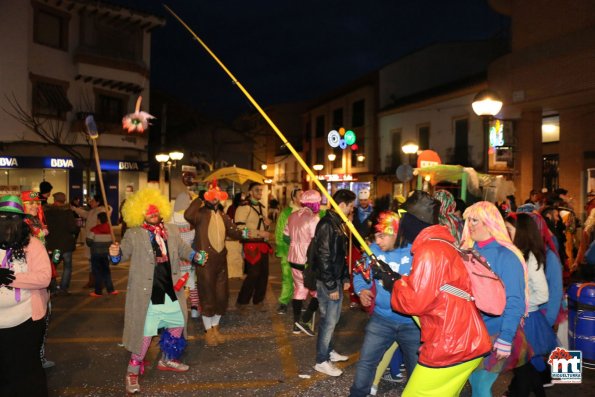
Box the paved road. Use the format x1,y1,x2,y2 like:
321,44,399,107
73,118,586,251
45,243,592,396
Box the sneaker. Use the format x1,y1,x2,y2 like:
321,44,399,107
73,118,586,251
292,324,301,335
381,372,404,383
277,304,288,315
542,382,554,388
370,385,378,396
295,321,315,337
108,290,119,295
191,308,200,318
89,292,102,297
313,360,343,377
125,372,140,394
157,358,189,372
41,359,55,369
330,350,349,362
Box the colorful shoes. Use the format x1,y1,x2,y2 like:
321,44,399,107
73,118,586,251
89,292,102,297
157,358,189,372
125,372,140,394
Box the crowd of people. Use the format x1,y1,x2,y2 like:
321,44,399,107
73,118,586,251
0,172,593,396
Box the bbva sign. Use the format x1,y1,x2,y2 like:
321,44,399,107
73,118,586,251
0,157,18,167
50,158,74,168
118,161,139,170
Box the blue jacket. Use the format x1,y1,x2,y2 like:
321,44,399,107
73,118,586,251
475,240,526,344
353,242,414,324
539,248,563,326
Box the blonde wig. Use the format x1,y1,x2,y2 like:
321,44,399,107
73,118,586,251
461,201,528,314
122,187,172,228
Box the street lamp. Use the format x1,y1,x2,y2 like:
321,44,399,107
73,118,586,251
472,89,503,172
356,154,366,163
313,164,324,179
328,153,336,162
169,150,184,166
401,141,419,166
261,164,268,170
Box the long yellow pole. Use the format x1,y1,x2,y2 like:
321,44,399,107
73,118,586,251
164,5,373,257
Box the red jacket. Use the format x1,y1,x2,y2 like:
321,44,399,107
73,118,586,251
391,225,491,367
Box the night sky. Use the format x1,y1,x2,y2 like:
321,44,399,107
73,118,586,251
112,0,509,120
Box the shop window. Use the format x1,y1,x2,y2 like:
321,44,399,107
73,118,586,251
352,99,365,127
96,93,126,124
418,124,430,150
32,79,72,119
332,108,343,129
315,115,325,137
34,5,69,50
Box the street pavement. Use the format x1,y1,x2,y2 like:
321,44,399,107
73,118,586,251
46,240,593,396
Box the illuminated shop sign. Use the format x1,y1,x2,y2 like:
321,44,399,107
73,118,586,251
48,158,75,168
320,174,356,182
0,157,18,167
119,161,139,170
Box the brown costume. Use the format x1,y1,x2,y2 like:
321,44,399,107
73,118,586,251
184,199,242,316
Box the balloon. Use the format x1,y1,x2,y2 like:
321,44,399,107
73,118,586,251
339,139,347,149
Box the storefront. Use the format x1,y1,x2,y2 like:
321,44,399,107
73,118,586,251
0,155,148,225
311,173,371,206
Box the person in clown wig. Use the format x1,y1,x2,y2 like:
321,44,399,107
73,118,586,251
184,179,244,347
108,188,207,394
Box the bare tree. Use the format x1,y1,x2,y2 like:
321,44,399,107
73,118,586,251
3,93,91,166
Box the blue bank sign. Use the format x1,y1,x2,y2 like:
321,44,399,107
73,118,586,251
0,156,145,171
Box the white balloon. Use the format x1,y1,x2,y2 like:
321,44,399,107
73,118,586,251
328,130,340,148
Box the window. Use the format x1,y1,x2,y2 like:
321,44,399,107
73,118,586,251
96,93,126,124
332,108,343,129
352,100,365,127
32,79,72,119
315,148,325,166
79,12,142,63
418,125,430,150
454,118,469,166
34,6,69,50
390,130,402,171
315,115,325,138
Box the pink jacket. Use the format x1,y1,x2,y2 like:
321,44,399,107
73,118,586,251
285,208,320,265
10,237,51,321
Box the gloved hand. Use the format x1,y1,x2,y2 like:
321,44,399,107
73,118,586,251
371,258,401,291
0,268,15,286
192,250,208,266
493,338,512,360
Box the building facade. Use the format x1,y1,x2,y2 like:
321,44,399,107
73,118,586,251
0,0,163,223
489,0,595,216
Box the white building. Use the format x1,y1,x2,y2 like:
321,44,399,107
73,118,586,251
0,0,164,222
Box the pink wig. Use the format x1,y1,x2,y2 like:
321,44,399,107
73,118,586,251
461,201,528,315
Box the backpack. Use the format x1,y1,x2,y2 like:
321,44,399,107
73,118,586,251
429,238,506,316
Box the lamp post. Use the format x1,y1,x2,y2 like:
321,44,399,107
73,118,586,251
472,89,503,173
356,154,366,163
401,141,419,166
156,150,185,200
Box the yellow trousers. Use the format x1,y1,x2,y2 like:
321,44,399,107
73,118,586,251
402,357,483,397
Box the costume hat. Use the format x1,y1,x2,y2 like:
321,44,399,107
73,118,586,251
0,195,25,215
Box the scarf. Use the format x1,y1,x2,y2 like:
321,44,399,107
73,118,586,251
142,222,168,262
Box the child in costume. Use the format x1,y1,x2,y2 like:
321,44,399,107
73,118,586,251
184,179,243,346
86,212,117,297
108,188,207,394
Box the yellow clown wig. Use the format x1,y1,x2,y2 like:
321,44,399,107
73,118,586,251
375,211,400,236
461,201,528,314
122,187,172,228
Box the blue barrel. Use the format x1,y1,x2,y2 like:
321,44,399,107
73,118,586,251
568,283,595,369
